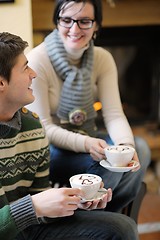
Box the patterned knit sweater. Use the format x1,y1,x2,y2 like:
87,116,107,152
0,107,50,240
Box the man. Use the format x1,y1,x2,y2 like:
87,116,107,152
0,32,139,240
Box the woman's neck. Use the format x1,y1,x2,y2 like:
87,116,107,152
64,44,89,62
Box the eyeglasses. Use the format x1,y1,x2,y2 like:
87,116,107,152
58,17,95,30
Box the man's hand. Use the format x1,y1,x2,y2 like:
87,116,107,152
31,188,84,218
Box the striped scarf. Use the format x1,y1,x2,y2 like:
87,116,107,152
45,29,97,136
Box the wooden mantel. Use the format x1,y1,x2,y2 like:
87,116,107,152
32,0,160,31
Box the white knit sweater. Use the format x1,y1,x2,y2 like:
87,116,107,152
26,42,135,152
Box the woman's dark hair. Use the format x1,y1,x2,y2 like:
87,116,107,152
53,0,102,31
0,32,28,82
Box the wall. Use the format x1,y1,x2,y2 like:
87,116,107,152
0,0,33,52
32,0,160,31
31,0,160,46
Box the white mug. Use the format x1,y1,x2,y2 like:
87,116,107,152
69,173,102,200
104,145,135,167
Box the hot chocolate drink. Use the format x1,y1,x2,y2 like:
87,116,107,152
72,174,101,186
104,145,135,167
69,173,102,200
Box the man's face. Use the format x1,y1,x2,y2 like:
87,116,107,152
4,53,36,109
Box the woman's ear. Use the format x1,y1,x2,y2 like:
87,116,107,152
93,31,97,40
93,24,99,40
94,22,99,32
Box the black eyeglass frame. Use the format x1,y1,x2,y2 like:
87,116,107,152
58,17,95,30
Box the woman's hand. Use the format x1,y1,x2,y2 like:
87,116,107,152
130,151,141,172
78,188,112,210
85,136,108,161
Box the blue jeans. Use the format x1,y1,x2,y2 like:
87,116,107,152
49,134,151,212
15,211,139,240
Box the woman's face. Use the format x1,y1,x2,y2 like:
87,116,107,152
57,1,98,50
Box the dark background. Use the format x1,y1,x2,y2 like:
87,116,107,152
95,25,160,126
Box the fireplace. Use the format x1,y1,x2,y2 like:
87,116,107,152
95,25,160,127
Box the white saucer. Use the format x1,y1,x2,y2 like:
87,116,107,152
80,188,108,203
100,160,139,172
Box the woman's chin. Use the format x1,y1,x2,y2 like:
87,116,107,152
66,39,86,49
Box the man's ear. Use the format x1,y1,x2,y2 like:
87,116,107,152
0,77,6,91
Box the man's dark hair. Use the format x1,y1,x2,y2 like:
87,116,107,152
0,32,28,82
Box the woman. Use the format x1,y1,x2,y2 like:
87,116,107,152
27,0,150,212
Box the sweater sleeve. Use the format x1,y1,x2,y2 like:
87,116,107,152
0,195,39,240
94,47,135,147
10,195,39,231
26,43,88,153
0,205,17,240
